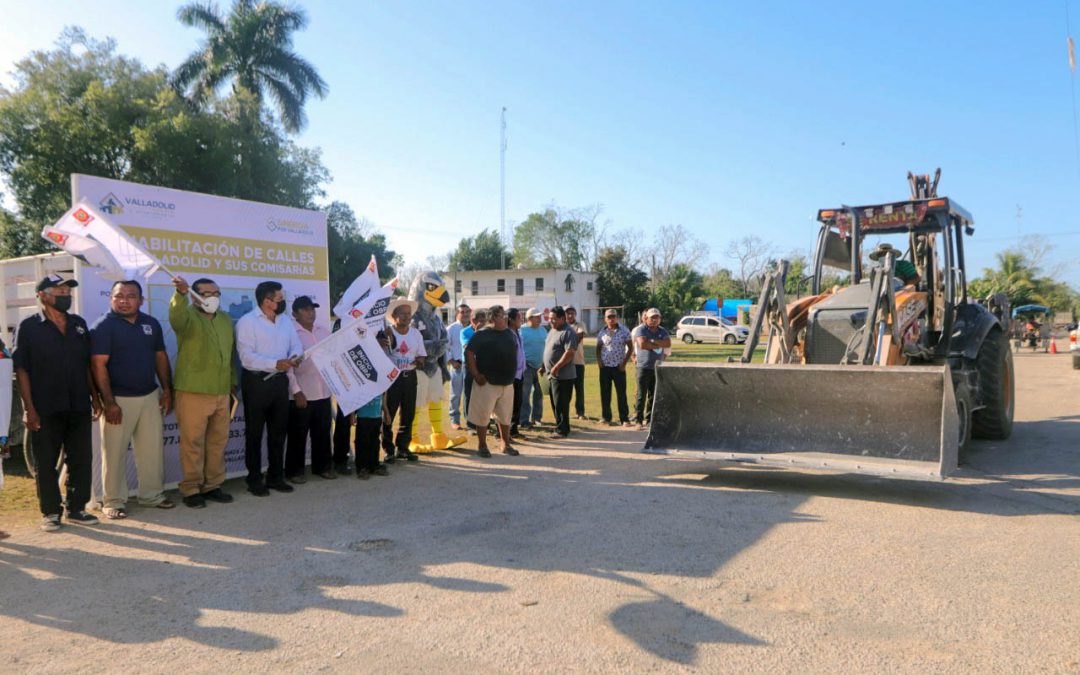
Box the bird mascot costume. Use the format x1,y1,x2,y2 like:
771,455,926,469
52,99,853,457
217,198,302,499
408,271,467,452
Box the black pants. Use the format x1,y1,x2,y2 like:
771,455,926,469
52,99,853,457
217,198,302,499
599,366,630,423
511,377,523,431
242,370,289,487
464,370,474,428
382,370,417,456
332,404,352,468
634,368,657,424
548,378,574,436
568,364,586,416
355,417,382,471
31,411,92,516
286,397,332,476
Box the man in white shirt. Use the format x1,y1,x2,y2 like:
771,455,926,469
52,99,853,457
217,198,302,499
236,281,303,496
285,296,333,483
446,303,471,429
382,298,424,463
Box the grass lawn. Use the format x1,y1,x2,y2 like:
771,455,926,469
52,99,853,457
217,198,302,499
0,338,758,527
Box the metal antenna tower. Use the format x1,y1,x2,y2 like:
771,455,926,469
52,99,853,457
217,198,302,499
500,107,508,270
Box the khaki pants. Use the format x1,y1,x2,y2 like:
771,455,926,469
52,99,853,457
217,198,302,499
175,391,230,497
101,390,165,509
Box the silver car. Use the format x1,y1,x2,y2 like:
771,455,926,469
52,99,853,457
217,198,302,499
676,315,749,344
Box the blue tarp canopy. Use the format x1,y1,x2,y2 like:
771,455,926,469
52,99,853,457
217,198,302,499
701,298,753,320
1011,304,1050,318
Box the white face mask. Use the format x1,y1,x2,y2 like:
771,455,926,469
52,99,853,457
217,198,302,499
198,296,221,314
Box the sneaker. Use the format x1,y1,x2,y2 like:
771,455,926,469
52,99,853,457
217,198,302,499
355,468,371,480
66,510,100,524
202,488,233,504
40,514,61,532
248,483,270,497
266,481,295,493
400,450,419,462
477,447,492,458
621,421,634,427
183,494,207,509
383,453,397,464
154,499,176,510
502,446,520,456
317,470,337,480
287,474,307,484
372,465,389,476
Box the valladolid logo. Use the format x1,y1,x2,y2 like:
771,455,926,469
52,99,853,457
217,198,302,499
266,217,314,236
100,192,176,214
99,193,124,215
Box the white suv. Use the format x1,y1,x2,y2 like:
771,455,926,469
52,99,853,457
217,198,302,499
676,315,749,344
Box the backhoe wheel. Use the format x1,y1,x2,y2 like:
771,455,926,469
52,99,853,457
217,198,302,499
723,334,736,344
955,384,973,461
972,329,1014,440
682,333,695,344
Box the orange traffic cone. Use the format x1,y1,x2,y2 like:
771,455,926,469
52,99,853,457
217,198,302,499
1049,336,1058,354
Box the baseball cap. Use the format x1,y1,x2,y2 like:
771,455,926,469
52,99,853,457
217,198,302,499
565,304,577,311
604,309,619,318
525,307,541,319
292,296,320,311
643,307,661,318
36,274,79,292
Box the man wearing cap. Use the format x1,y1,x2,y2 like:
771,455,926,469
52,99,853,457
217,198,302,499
595,309,633,426
541,306,577,438
236,281,303,496
632,308,671,428
518,308,546,428
447,303,471,429
285,296,334,482
14,275,101,531
90,280,175,519
170,276,237,509
565,306,588,419
383,298,424,462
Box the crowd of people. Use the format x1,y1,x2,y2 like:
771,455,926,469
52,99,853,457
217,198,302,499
8,272,672,533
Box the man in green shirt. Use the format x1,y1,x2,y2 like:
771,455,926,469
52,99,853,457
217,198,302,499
170,276,238,508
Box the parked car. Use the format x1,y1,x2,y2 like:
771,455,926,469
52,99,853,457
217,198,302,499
676,315,749,344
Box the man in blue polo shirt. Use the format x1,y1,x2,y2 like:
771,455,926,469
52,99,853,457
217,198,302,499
90,280,174,519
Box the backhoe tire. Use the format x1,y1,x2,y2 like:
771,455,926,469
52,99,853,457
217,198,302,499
682,334,695,344
972,329,1014,440
955,384,973,461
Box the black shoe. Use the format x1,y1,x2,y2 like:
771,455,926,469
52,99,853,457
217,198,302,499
400,450,419,462
372,465,389,476
66,510,99,525
383,453,397,464
477,447,492,458
510,428,523,438
502,446,520,456
286,473,307,484
266,481,295,493
316,469,337,480
202,488,233,504
335,464,353,476
183,494,207,509
248,484,270,497
355,468,371,480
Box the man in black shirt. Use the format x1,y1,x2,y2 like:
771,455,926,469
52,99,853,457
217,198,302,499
14,275,102,532
464,305,520,458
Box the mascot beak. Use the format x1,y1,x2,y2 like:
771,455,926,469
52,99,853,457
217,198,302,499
424,284,450,308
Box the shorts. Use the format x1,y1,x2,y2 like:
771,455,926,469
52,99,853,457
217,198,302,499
416,370,445,407
467,381,514,427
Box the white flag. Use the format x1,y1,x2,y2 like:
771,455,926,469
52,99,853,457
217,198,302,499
332,254,380,322
308,321,400,414
49,200,160,278
41,226,127,279
349,277,399,333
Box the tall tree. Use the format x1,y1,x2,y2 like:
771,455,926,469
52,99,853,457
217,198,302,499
512,205,594,269
725,235,775,297
593,246,649,320
447,228,511,271
649,264,705,321
325,201,395,302
648,224,708,281
173,0,328,132
702,265,743,301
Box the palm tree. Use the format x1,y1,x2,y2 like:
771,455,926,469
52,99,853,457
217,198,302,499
172,0,328,132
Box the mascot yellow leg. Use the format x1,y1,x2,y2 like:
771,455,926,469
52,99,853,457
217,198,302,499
426,403,467,450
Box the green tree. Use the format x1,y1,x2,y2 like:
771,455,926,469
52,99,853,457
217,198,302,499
512,206,593,269
447,228,510,271
649,264,705,321
173,0,327,132
325,201,396,302
593,245,649,319
703,266,743,302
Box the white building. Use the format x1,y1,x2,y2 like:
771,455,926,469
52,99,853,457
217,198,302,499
443,268,605,332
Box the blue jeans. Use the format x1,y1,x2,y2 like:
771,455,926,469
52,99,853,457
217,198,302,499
520,366,544,425
449,364,465,425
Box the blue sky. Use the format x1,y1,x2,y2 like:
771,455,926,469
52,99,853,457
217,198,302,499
1,1,1078,287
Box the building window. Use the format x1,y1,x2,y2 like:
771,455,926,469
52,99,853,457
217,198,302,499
586,281,594,291
515,278,524,295
471,280,478,296
496,278,505,293
535,277,544,291
454,279,462,294
564,274,575,293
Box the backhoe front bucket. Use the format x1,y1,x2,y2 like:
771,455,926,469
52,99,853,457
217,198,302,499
644,363,959,480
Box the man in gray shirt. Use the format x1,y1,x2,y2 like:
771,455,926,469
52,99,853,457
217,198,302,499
541,306,577,438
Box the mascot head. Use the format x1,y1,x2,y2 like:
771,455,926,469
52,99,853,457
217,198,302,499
410,270,450,310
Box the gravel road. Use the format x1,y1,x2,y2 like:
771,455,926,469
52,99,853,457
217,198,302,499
0,352,1076,673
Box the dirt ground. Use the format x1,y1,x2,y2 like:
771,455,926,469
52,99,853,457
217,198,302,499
0,353,1076,673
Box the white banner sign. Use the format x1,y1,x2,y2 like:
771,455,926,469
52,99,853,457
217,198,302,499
308,322,399,415
350,277,399,333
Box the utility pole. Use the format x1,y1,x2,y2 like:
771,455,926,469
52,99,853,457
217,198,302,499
500,107,507,270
